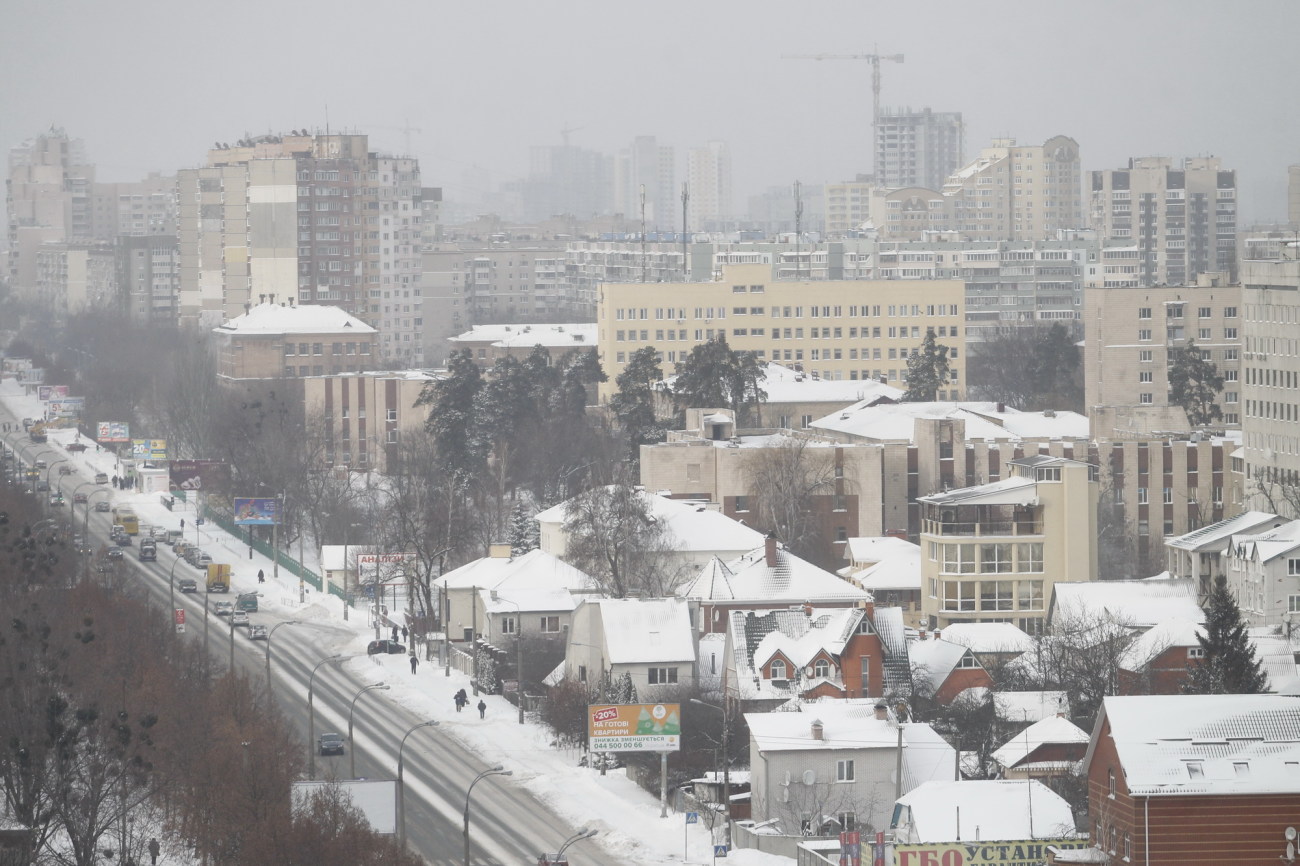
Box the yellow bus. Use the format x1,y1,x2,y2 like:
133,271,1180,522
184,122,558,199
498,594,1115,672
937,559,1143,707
111,506,139,535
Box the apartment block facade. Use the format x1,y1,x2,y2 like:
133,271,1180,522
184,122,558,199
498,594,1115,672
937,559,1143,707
117,234,179,323
34,241,116,313
596,263,965,401
1090,156,1237,286
686,140,732,231
6,128,95,298
302,369,437,472
874,107,964,192
1084,282,1242,432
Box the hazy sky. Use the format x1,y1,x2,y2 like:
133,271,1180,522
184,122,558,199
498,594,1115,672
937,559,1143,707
3,0,1297,221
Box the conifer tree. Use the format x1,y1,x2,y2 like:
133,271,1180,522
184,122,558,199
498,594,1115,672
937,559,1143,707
508,502,539,556
1168,339,1224,427
902,328,952,402
1184,575,1267,695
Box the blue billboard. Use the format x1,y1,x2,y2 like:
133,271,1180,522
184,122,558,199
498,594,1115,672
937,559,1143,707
233,497,280,525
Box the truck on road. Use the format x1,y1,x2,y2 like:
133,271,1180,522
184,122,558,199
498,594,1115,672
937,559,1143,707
206,563,231,593
138,539,157,562
111,506,139,535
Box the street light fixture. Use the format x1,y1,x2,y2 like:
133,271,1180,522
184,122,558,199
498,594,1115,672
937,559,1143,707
44,460,67,501
690,698,733,848
348,683,390,779
167,551,186,632
552,828,599,863
463,765,512,866
397,720,440,850
307,655,345,780
264,620,302,697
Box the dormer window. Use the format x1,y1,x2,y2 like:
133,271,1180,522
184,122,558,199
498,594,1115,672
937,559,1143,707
1186,761,1204,779
770,659,787,681
813,659,831,679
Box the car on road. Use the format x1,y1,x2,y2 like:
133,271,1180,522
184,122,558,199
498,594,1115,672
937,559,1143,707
106,548,124,560
193,552,212,569
367,639,406,655
66,442,87,452
178,577,198,593
248,625,268,640
94,472,108,484
213,601,234,616
317,732,345,756
35,480,48,492
59,465,73,475
49,493,65,506
115,533,132,547
230,610,249,627
73,491,88,503
95,501,110,512
34,459,47,469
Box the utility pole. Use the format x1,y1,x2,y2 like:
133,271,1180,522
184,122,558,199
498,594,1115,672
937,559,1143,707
782,49,904,173
640,184,648,283
681,182,690,281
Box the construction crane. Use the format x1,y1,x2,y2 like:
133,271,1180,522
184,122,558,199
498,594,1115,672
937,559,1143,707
783,49,904,169
360,119,423,156
560,124,585,147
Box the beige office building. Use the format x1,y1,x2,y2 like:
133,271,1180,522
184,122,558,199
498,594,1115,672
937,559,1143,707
1240,256,1300,515
597,263,965,402
303,369,437,472
1084,282,1242,434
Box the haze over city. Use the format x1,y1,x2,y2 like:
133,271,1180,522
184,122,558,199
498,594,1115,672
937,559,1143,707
3,0,1298,221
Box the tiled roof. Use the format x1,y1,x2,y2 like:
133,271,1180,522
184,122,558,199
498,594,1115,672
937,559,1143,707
1165,511,1280,551
993,715,1089,769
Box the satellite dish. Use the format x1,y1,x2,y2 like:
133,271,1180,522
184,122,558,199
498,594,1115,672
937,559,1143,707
1287,826,1297,841
802,769,816,785
805,665,816,677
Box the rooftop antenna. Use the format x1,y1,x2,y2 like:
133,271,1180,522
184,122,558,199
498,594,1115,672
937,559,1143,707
640,184,648,283
794,180,804,280
681,182,690,281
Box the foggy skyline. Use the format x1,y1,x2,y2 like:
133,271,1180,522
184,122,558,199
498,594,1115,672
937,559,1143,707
3,0,1298,222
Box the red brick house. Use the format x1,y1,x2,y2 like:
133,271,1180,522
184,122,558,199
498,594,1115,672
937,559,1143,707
1115,618,1204,695
1083,694,1300,865
908,634,994,704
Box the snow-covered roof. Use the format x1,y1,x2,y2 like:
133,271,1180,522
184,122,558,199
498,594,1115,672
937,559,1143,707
438,549,596,593
480,586,578,615
1049,578,1204,629
666,362,903,407
1248,628,1300,694
939,622,1035,655
909,638,980,696
449,322,597,350
845,535,916,566
1165,511,1281,552
678,543,871,604
536,488,764,555
917,475,1037,507
1230,519,1300,564
951,689,1073,722
1118,617,1204,671
752,607,863,670
587,597,696,665
1088,694,1300,797
840,537,921,592
810,400,1088,444
215,301,375,335
993,715,1090,770
895,780,1078,843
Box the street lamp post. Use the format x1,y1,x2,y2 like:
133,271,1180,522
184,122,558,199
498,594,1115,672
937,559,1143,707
307,655,344,780
463,766,512,866
83,488,111,581
264,620,302,697
167,552,185,632
691,697,733,848
397,720,440,850
44,460,67,502
348,683,390,779
552,828,599,864
499,595,526,724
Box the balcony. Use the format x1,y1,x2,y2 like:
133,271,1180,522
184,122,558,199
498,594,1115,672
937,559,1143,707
922,519,1044,537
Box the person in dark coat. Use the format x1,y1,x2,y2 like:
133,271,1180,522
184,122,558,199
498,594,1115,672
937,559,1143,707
477,699,487,719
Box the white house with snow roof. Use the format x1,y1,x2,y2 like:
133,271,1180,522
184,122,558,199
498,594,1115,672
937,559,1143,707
560,597,697,696
1165,510,1281,601
213,300,377,380
1047,577,1204,632
678,535,871,634
838,536,922,623
722,604,910,711
891,780,1080,847
1223,517,1300,628
437,546,597,642
992,714,1090,780
535,487,765,586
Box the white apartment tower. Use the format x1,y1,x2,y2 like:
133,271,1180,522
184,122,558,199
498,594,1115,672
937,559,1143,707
1090,157,1238,287
6,127,95,298
686,140,732,231
875,108,963,192
615,136,676,228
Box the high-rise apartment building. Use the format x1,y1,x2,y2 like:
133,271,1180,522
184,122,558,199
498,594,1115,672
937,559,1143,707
686,141,731,231
615,136,676,227
6,127,95,297
1240,255,1300,516
177,132,422,362
824,177,874,235
874,107,963,192
519,144,613,222
1289,165,1300,229
89,173,177,241
1090,157,1237,287
117,234,179,324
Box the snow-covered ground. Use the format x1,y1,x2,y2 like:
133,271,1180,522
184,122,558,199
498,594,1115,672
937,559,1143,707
0,376,793,866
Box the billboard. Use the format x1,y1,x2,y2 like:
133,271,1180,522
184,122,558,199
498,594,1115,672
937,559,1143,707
131,439,168,460
169,459,230,493
588,703,681,752
894,840,1091,866
356,553,417,568
48,397,84,417
233,497,280,525
97,422,130,443
38,385,69,401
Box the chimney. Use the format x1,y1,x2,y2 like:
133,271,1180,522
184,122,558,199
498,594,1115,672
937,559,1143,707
996,402,1005,413
802,602,814,618
861,599,875,621
811,719,824,741
764,532,778,568
873,702,888,721
488,542,512,559
919,630,929,641
933,630,941,641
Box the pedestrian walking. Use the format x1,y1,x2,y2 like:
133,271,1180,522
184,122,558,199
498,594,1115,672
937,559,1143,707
111,475,118,488
257,569,265,583
477,699,487,719
410,654,419,674
401,625,409,641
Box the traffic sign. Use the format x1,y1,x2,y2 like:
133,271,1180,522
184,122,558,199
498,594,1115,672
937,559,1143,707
174,608,186,633
686,811,699,824
714,845,728,858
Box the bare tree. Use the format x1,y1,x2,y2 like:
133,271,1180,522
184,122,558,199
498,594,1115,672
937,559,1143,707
745,436,839,563
561,484,684,598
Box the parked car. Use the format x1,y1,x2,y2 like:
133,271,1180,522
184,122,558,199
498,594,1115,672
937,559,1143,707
248,625,268,640
94,501,110,512
193,552,213,569
178,577,198,593
367,639,406,655
231,610,249,627
94,472,108,484
66,442,88,453
213,601,234,616
317,732,345,756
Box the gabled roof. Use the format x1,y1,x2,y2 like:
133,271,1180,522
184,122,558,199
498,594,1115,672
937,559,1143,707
992,715,1090,770
438,548,595,593
939,622,1035,655
1230,519,1300,564
895,780,1078,843
536,488,764,554
1049,578,1204,629
840,537,921,592
586,597,696,665
1165,511,1281,552
1086,694,1300,797
909,638,979,696
681,544,871,604
480,586,578,615
215,301,375,335
1117,617,1204,671
752,608,863,670
449,322,596,349
679,557,738,600
810,400,1088,444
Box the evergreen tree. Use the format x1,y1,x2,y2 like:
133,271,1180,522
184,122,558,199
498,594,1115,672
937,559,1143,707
968,323,1082,411
609,346,666,461
417,350,485,480
508,501,539,556
671,337,767,425
1168,339,1224,427
1184,575,1267,695
902,328,951,402
476,648,500,694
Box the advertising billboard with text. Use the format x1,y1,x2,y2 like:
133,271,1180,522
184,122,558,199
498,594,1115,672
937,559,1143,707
893,839,1090,866
233,497,280,525
169,459,230,493
97,422,130,443
588,703,681,752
